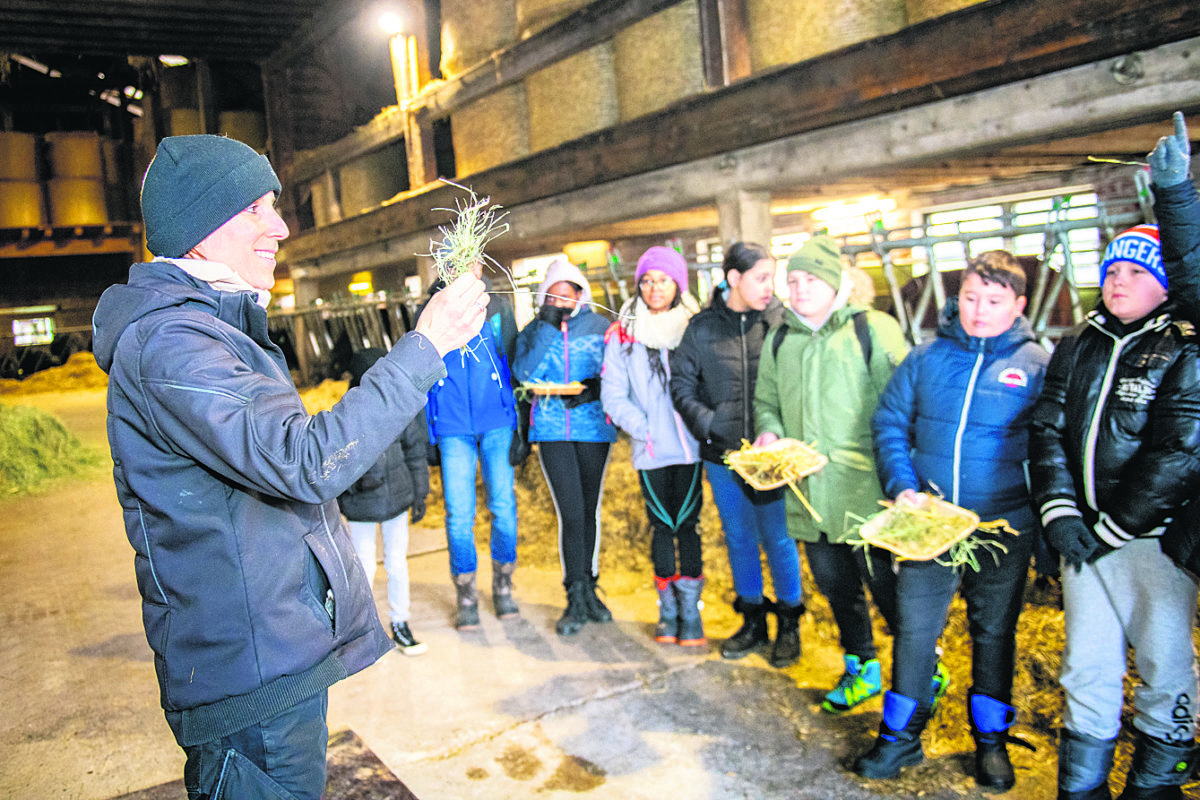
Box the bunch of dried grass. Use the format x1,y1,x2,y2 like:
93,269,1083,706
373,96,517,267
0,403,104,495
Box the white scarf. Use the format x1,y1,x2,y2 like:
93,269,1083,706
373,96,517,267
622,293,700,351
159,256,271,308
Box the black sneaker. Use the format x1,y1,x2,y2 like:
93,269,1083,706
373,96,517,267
391,622,427,655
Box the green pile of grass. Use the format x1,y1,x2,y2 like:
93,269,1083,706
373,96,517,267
0,404,104,495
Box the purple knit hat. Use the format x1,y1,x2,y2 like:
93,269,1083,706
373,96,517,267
635,246,689,292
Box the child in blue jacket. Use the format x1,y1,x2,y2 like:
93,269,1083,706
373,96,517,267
858,251,1049,791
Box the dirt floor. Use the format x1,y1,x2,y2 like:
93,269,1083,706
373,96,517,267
1,360,1198,798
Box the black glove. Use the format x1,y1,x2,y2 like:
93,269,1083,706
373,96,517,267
509,400,532,467
426,441,440,467
1149,111,1191,189
1043,516,1099,568
563,376,601,409
508,429,531,467
410,498,426,524
537,304,567,328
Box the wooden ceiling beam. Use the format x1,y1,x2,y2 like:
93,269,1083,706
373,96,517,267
283,34,1199,274
282,0,1200,267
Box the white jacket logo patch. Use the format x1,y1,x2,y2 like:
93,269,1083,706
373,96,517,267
1115,377,1156,406
998,368,1027,388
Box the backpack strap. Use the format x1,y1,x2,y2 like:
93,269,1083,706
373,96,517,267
771,312,873,370
771,325,788,360
853,311,872,372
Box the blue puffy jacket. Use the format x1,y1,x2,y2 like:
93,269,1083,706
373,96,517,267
514,306,616,443
92,260,441,746
871,300,1049,519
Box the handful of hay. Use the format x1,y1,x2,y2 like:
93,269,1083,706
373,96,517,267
724,438,827,490
426,179,510,285
850,492,1015,571
724,438,828,521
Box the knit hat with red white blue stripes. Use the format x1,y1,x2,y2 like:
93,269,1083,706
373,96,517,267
1099,224,1165,289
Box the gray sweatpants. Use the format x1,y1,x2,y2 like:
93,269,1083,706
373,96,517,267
1061,538,1200,742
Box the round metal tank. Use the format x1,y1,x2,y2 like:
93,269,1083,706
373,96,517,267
45,131,103,178
0,132,39,181
47,177,108,225
0,179,46,227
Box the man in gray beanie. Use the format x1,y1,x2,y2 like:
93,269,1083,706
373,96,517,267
92,135,487,798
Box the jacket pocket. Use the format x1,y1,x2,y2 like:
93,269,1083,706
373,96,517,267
301,531,337,636
213,749,301,800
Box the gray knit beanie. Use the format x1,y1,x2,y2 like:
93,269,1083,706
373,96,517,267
141,135,282,258
786,234,844,291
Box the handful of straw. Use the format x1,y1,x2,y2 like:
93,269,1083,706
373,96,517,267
426,179,510,285
725,438,828,521
848,492,1015,571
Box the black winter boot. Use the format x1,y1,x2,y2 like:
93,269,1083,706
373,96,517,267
1116,732,1196,799
969,691,1035,792
769,599,803,668
853,691,930,779
584,575,613,622
556,580,590,636
1058,728,1117,800
720,597,770,659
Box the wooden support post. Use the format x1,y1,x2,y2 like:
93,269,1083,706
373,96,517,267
194,59,216,135
698,0,751,89
717,189,771,249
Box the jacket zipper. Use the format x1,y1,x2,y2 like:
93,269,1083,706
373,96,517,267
1081,316,1165,511
739,313,750,440
562,320,571,440
951,347,985,505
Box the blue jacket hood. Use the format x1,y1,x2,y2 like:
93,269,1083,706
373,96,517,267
935,295,1038,356
94,261,249,373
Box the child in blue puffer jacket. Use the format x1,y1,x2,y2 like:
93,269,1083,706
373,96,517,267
513,256,616,636
859,251,1049,791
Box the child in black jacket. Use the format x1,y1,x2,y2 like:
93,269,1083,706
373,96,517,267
338,348,431,655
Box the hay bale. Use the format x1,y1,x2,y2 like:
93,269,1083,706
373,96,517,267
516,0,592,38
440,0,518,77
612,1,704,123
338,144,409,218
905,0,988,25
526,44,618,153
747,0,906,71
298,379,349,414
451,84,531,176
0,352,108,396
0,404,103,495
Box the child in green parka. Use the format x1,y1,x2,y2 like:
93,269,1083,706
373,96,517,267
753,234,909,713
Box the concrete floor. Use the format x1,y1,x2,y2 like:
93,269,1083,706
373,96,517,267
1,389,1063,799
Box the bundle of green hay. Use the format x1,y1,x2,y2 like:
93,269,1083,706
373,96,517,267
0,403,104,495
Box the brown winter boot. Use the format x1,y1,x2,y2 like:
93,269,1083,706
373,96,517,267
453,572,480,630
492,559,520,619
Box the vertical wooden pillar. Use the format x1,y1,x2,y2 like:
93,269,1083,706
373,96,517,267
698,0,752,89
717,188,772,249
291,275,321,385
194,59,216,135
261,65,299,231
